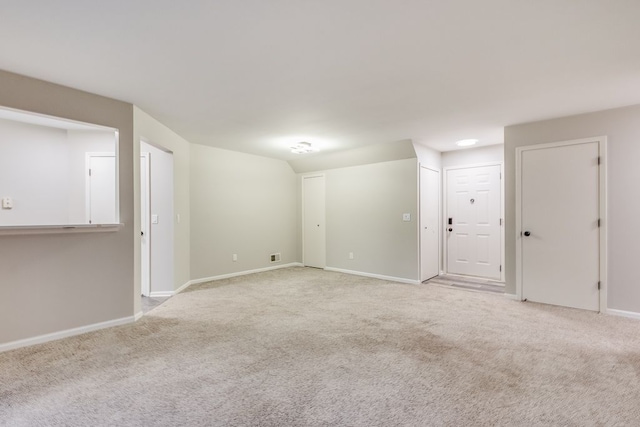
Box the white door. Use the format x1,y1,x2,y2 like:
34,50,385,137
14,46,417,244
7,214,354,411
446,165,501,279
520,141,600,311
140,152,150,297
87,154,116,224
303,175,326,268
420,166,439,281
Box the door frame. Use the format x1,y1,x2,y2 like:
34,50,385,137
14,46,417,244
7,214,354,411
301,173,326,268
515,136,607,311
140,152,151,297
419,165,441,281
443,162,504,281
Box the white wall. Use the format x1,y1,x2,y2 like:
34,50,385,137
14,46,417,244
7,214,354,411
441,144,503,168
0,70,135,347
504,104,640,314
413,143,442,170
0,119,70,225
134,107,190,305
141,141,174,295
323,158,420,281
190,144,297,280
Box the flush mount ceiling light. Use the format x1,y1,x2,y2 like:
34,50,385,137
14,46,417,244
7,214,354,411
456,139,478,147
290,141,318,154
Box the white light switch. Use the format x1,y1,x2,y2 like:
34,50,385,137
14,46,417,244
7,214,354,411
402,213,411,222
2,197,13,209
152,214,159,224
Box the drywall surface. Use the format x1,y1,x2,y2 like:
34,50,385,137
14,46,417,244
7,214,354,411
289,139,416,173
190,144,297,280
0,119,70,224
0,70,134,345
442,144,503,168
413,143,441,170
0,122,115,225
504,104,640,313
134,107,190,297
141,141,174,295
324,158,419,280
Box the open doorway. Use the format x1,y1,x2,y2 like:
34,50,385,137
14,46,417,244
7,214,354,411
140,140,174,311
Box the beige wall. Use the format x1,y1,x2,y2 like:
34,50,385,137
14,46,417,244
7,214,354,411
0,70,134,345
134,107,190,301
289,139,416,174
190,144,297,280
323,158,419,281
505,104,640,313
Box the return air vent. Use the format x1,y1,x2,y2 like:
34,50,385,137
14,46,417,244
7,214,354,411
270,253,281,263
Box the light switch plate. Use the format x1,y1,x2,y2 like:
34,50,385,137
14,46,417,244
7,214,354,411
2,197,13,209
152,214,159,224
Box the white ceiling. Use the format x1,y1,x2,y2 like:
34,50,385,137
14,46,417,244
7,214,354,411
1,0,639,160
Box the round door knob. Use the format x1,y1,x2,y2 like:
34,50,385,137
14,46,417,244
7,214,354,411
524,231,531,237
448,228,453,232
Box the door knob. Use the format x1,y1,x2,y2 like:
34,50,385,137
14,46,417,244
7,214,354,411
524,231,531,237
448,228,453,232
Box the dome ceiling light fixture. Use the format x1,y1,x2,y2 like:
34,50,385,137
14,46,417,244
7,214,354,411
456,138,478,147
290,141,318,154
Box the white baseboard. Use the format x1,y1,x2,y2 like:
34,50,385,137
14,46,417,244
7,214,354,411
189,262,304,287
0,314,137,354
174,280,192,294
324,267,421,285
134,311,144,321
605,308,640,320
149,291,174,298
504,293,521,301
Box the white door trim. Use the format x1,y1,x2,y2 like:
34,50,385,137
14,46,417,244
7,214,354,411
419,164,441,281
140,152,151,297
443,162,504,281
515,136,607,311
301,173,326,268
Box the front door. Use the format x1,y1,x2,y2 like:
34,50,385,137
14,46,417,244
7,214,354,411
520,141,600,311
446,165,501,279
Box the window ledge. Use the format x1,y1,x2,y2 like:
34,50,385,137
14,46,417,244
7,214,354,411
0,223,123,236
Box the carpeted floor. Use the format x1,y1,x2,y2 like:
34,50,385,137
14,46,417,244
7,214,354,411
1,267,640,426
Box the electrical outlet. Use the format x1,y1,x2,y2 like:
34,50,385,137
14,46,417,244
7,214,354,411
2,197,13,209
402,213,411,222
349,252,354,260
232,254,237,262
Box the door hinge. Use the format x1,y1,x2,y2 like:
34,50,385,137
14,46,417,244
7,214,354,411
499,265,502,272
598,281,601,290
598,156,601,165
500,218,503,226
89,169,92,176
499,172,502,179
598,218,601,227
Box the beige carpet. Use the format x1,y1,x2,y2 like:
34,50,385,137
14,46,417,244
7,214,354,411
1,267,640,426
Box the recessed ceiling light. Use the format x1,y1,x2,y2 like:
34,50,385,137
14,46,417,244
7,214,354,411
290,141,318,154
456,139,478,147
